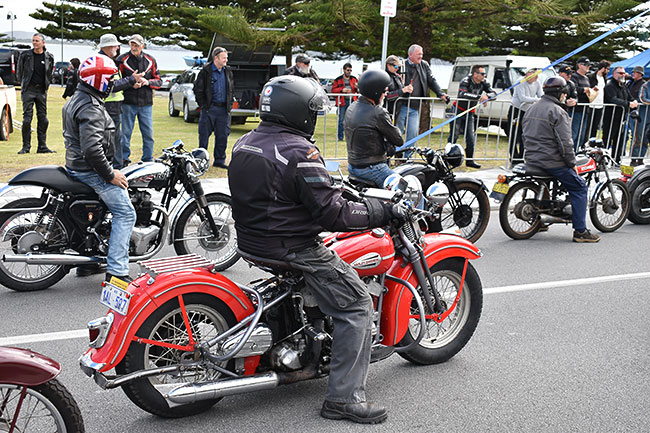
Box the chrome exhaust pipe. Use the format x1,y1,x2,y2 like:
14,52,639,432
539,215,571,225
2,253,102,266
166,372,279,404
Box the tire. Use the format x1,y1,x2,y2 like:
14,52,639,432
498,181,543,240
0,107,8,141
627,178,650,224
183,101,194,123
173,193,240,271
116,294,235,418
589,179,630,232
0,379,85,432
0,198,69,291
438,181,490,243
168,96,179,117
398,258,482,365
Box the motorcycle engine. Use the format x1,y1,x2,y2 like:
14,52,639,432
132,191,154,227
129,190,160,256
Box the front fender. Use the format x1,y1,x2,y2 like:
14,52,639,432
454,176,488,191
380,233,481,346
169,190,231,244
0,346,60,386
83,268,254,372
627,165,650,192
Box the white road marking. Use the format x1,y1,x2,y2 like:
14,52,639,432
2,271,650,346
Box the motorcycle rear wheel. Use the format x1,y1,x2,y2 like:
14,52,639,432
589,179,630,232
0,379,85,433
0,198,69,291
438,181,490,243
116,294,235,418
173,193,240,271
398,258,482,365
498,181,542,240
627,178,650,224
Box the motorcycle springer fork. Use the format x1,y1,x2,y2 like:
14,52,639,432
186,175,222,236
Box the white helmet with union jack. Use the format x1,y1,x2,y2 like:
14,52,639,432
79,54,118,98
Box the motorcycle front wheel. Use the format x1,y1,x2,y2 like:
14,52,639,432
173,193,240,271
398,258,482,365
0,380,85,432
438,181,490,243
628,178,650,224
116,294,235,418
590,179,629,232
0,198,69,291
498,181,543,240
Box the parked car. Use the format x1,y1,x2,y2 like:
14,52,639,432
52,61,71,85
168,66,201,122
159,73,179,90
0,46,29,86
0,83,17,141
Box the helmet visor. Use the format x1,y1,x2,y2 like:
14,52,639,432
305,79,331,112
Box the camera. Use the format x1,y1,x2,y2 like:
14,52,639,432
629,109,641,120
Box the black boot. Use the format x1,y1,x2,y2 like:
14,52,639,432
76,263,106,277
465,147,481,169
321,400,388,424
17,147,30,154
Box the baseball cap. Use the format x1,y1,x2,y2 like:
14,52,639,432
576,56,590,65
558,66,573,74
633,65,645,75
295,53,312,64
98,33,119,48
129,34,145,46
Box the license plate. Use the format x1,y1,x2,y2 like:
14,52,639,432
100,282,131,316
620,165,634,177
491,182,510,194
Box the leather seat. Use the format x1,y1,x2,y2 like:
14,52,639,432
9,166,95,195
512,163,553,179
237,248,297,274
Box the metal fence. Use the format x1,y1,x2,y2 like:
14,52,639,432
317,94,647,165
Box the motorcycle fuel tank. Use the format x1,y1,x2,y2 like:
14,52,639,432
123,162,170,189
325,229,395,277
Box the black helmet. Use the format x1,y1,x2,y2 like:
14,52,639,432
543,76,568,98
358,70,391,104
259,75,329,135
444,143,465,168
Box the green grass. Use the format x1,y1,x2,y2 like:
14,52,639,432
3,87,509,182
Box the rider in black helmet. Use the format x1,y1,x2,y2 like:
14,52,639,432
228,75,403,424
346,69,404,187
521,76,600,243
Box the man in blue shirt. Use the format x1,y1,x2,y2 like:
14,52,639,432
194,47,234,168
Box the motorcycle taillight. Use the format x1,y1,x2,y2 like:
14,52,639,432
87,313,114,349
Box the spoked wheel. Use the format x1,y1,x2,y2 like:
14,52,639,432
0,198,69,291
0,380,85,433
628,178,650,224
589,179,629,232
498,181,543,240
398,258,483,365
116,294,235,418
173,193,240,271
438,182,490,243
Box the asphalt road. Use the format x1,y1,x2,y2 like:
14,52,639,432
1,213,649,433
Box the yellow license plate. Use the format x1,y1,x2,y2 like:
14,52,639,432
491,182,510,194
620,165,634,176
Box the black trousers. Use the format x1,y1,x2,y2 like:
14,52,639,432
21,89,49,150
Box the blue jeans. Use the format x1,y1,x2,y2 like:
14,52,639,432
544,166,588,232
67,169,136,276
199,105,231,165
337,104,348,141
447,111,477,156
571,109,588,152
397,105,419,144
121,104,154,164
348,163,395,188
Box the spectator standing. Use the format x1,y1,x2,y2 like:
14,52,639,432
384,55,413,120
626,65,646,161
636,77,650,166
62,58,80,99
586,60,610,141
193,47,234,169
509,68,543,162
398,44,449,143
603,66,638,163
285,53,320,82
116,34,162,166
570,56,597,150
331,63,358,141
558,66,578,105
447,65,495,169
16,33,55,154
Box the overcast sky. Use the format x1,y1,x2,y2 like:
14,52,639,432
0,0,44,35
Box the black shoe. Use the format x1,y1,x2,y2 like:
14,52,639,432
17,148,30,154
466,160,482,169
572,229,600,243
213,162,229,169
105,273,133,284
76,264,106,277
37,147,56,153
321,400,387,424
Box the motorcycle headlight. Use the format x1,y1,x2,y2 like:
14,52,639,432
402,175,423,206
383,173,404,191
189,148,210,176
425,183,450,210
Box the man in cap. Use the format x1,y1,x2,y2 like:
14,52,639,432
627,65,646,164
285,53,320,82
603,66,638,163
570,56,597,150
585,60,610,141
193,47,234,169
558,66,578,104
116,34,162,166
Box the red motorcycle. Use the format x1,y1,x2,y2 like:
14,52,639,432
79,183,483,418
0,346,85,432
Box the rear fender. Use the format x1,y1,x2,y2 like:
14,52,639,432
380,233,481,346
84,268,254,372
627,166,650,191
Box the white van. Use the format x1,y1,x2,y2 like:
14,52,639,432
446,55,556,125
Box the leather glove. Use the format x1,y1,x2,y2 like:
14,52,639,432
388,202,408,224
364,198,408,227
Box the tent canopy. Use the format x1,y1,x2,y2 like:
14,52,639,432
610,49,650,77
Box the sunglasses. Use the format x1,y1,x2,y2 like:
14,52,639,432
344,68,352,72
476,72,486,75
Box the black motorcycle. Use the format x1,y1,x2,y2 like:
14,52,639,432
0,140,239,292
622,162,650,224
391,146,490,243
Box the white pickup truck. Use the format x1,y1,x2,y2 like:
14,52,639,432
0,84,17,141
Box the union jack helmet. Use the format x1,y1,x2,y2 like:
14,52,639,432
79,54,118,95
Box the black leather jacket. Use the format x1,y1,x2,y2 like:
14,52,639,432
229,121,385,258
345,97,403,167
385,68,406,116
17,48,54,91
456,75,496,112
403,59,445,108
63,85,116,182
193,62,234,111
